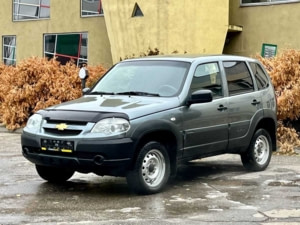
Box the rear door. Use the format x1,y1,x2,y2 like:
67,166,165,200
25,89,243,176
182,62,229,158
223,61,262,152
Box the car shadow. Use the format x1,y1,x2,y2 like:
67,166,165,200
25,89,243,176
35,156,247,196
174,158,246,182
37,176,131,196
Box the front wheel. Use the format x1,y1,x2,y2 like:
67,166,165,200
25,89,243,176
35,165,74,183
241,129,272,171
126,141,170,194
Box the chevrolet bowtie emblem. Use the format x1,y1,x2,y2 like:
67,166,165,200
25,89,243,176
56,123,68,131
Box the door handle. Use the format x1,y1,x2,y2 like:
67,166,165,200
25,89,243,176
251,99,261,105
217,105,227,111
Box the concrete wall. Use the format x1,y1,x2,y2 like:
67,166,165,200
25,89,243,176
102,0,229,63
0,0,112,67
225,0,300,57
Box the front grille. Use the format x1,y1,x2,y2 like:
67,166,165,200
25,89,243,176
43,128,82,136
42,120,89,136
46,120,87,126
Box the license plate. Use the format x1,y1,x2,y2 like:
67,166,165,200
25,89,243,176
41,139,74,153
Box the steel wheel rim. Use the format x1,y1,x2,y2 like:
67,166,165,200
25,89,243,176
141,149,166,187
254,135,270,165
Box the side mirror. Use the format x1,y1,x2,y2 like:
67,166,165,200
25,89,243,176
187,90,213,106
82,87,91,95
79,67,89,80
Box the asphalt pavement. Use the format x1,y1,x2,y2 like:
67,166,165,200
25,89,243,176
0,132,299,225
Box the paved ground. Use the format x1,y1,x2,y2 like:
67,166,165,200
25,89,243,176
0,132,299,225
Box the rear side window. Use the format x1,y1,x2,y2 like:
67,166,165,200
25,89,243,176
249,62,269,90
223,61,254,96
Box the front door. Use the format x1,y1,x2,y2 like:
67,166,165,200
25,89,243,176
182,62,229,158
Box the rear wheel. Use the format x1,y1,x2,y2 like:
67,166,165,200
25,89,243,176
35,165,74,183
126,141,170,194
241,128,272,171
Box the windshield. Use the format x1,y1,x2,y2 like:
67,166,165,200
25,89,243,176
91,60,190,97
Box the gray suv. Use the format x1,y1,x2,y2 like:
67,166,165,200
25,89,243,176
21,55,277,194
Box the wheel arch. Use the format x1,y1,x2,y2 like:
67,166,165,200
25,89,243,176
255,117,277,151
130,122,182,176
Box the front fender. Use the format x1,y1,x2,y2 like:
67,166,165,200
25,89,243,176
131,119,183,148
128,117,184,161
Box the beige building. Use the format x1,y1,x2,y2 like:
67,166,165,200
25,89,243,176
102,0,231,63
225,0,300,57
1,0,300,67
1,0,112,67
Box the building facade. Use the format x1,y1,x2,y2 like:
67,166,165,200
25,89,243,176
102,0,231,63
1,0,300,67
1,0,112,67
225,0,300,57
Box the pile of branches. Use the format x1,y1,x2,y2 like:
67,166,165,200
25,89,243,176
0,57,107,130
257,49,300,154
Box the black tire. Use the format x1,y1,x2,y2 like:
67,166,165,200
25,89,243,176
241,128,272,171
126,141,171,194
35,165,74,183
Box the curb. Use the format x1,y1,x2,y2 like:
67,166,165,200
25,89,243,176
0,124,23,134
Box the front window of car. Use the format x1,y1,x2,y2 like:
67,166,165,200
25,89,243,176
91,60,190,97
190,62,223,99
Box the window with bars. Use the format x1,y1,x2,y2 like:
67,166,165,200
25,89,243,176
2,36,16,66
13,0,50,21
81,0,103,17
241,0,300,5
44,33,88,66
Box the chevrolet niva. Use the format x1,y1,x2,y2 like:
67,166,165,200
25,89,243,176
21,55,277,194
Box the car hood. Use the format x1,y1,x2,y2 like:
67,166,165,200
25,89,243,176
45,95,180,120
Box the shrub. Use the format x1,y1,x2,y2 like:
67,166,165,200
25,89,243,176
0,57,107,130
257,49,300,154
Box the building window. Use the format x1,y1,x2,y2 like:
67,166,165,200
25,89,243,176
2,36,16,66
44,33,88,66
13,0,50,21
132,3,144,17
81,0,103,17
241,0,300,6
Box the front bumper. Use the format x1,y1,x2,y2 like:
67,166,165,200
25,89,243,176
21,132,135,176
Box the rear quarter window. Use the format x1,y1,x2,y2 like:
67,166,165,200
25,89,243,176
249,62,269,90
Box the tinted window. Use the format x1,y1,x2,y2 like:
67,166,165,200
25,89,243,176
191,62,223,98
223,61,254,96
250,62,269,90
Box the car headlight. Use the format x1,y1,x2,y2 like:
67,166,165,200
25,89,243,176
26,114,43,133
91,118,130,135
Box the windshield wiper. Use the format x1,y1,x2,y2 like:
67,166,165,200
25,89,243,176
89,91,115,95
116,91,160,97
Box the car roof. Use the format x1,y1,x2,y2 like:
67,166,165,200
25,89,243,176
122,54,258,64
